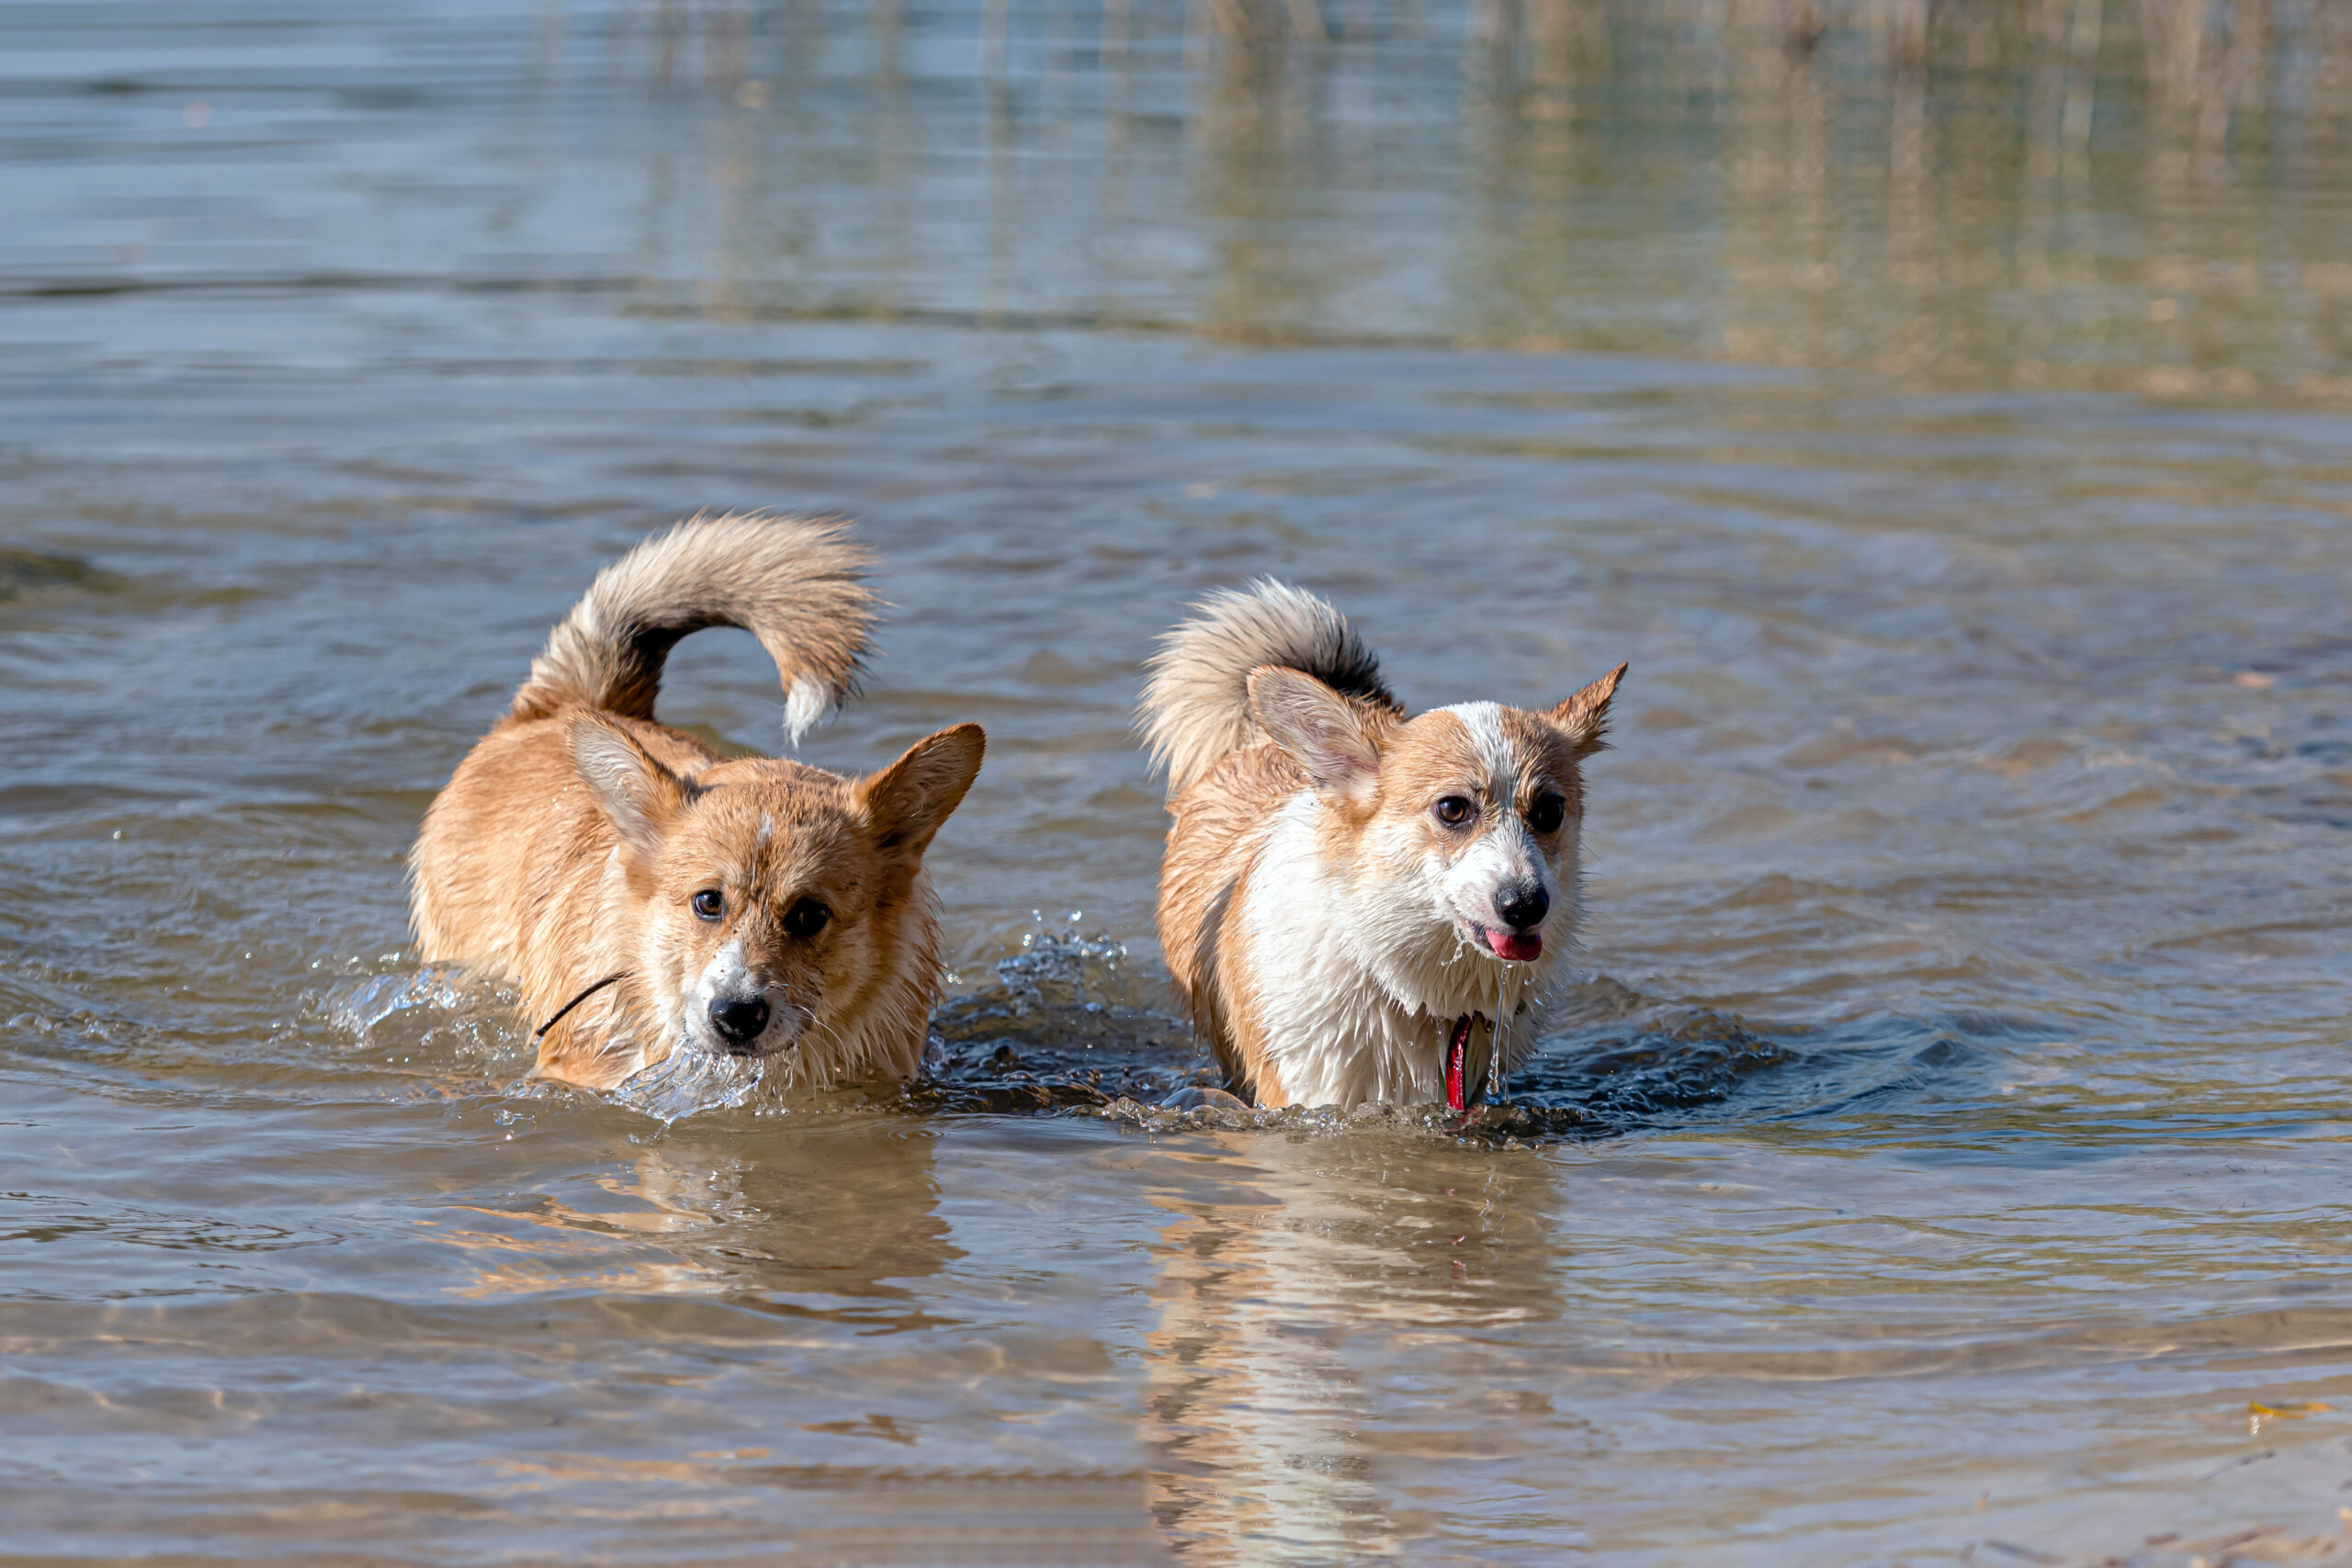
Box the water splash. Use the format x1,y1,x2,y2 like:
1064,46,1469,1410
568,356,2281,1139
317,965,530,1083
612,1045,770,1123
328,968,474,1036
990,912,1150,1018
933,914,1184,1048
913,915,1209,1111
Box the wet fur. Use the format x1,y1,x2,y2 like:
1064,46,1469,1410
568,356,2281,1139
410,513,984,1091
1142,581,1623,1109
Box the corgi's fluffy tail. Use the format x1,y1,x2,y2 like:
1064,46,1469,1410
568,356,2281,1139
1138,580,1398,797
509,512,874,741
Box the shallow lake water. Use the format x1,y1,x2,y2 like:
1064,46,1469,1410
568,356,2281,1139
6,2,2352,1562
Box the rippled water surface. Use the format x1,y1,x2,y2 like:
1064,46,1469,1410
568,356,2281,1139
7,2,2352,1562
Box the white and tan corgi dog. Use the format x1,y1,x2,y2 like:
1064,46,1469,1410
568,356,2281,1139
410,513,984,1092
1140,581,1623,1111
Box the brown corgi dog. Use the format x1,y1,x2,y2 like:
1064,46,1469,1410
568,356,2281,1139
1140,582,1623,1111
409,513,984,1092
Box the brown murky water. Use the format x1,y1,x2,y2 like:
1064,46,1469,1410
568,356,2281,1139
6,3,2352,1562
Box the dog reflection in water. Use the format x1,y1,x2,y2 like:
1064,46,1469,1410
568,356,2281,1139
1139,1128,1569,1557
409,513,984,1092
444,1120,958,1303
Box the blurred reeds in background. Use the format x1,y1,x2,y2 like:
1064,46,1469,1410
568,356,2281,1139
241,1,2352,400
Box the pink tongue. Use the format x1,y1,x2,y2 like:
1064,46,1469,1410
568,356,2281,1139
1486,930,1542,961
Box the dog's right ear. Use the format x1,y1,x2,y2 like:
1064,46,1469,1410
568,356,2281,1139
856,723,987,868
1249,665,1383,805
567,714,685,861
1546,661,1628,759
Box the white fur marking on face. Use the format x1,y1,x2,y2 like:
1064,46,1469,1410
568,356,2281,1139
1438,702,1516,795
682,933,808,1059
1442,818,1545,922
695,936,752,1004
784,674,829,746
756,813,774,848
689,937,757,1050
1431,702,1551,931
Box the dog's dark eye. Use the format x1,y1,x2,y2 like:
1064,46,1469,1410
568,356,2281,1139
1527,793,1566,834
690,889,724,922
1432,795,1476,828
783,897,831,939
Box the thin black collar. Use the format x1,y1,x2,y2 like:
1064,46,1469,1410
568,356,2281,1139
534,972,628,1043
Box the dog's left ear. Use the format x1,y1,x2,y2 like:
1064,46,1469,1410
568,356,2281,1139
1546,662,1628,757
1250,665,1385,805
857,723,987,864
569,713,688,861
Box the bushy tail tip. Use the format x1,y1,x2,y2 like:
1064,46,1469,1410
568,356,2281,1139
1137,579,1395,797
509,512,875,739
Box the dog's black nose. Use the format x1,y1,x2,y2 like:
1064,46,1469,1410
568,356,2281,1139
1494,883,1549,932
708,996,770,1048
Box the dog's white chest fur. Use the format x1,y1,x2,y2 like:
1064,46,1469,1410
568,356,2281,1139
1238,793,1553,1107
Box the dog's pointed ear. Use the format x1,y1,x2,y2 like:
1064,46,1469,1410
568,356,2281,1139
568,714,686,861
1250,665,1384,805
1547,662,1627,757
857,724,986,865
